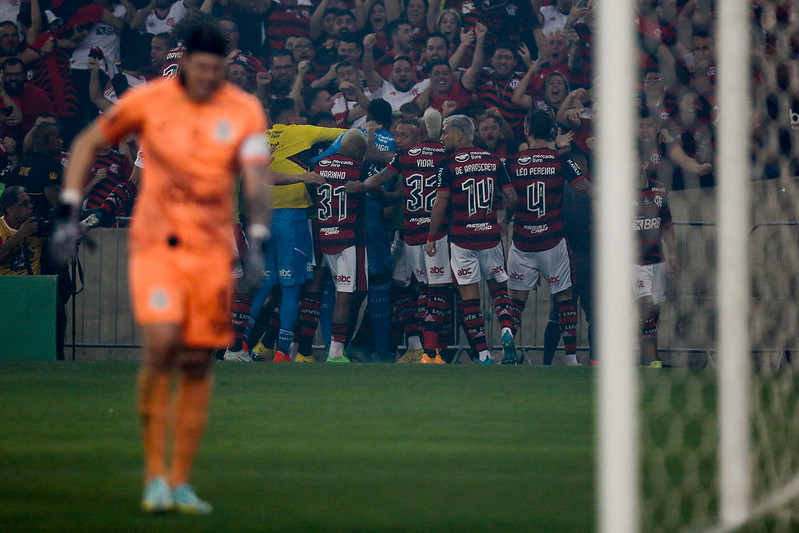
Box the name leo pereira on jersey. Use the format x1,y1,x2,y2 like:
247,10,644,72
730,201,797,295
514,166,556,176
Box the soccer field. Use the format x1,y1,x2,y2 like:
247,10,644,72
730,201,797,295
0,362,596,532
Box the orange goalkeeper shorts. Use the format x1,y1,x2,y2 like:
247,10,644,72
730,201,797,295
129,246,234,349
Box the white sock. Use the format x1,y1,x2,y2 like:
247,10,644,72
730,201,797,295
289,341,299,358
566,353,579,364
329,341,344,359
407,336,422,351
479,350,492,362
501,327,512,338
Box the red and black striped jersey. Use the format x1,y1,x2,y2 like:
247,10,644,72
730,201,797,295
436,147,509,250
266,5,311,53
635,178,672,265
475,68,528,136
29,46,77,119
84,149,133,210
386,141,448,246
505,148,585,252
313,154,366,254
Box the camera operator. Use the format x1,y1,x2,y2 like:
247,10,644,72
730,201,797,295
0,185,43,275
6,120,70,360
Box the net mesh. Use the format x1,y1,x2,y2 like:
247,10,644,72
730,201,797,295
632,1,799,531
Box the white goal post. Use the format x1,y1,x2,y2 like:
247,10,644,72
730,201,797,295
595,1,752,532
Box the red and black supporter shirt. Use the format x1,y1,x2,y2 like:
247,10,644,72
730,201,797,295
385,140,448,245
635,178,672,265
266,4,311,53
435,147,509,250
84,149,133,210
505,148,585,252
475,68,528,136
313,154,366,254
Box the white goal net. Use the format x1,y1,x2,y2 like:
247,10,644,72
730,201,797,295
596,0,799,531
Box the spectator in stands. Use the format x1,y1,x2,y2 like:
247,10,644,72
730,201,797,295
363,0,392,54
462,39,528,137
683,28,716,106
363,34,427,111
375,18,416,79
130,0,195,35
0,20,41,64
24,13,82,143
82,145,133,212
434,9,463,57
330,60,374,127
303,87,335,118
266,0,312,53
667,90,715,189
641,66,678,126
3,57,55,139
262,49,296,100
69,0,131,127
218,18,265,91
413,59,472,117
141,32,176,79
309,0,339,43
404,0,427,52
8,121,62,218
0,185,43,276
226,59,248,90
638,106,712,190
474,111,517,160
337,33,364,68
334,8,358,37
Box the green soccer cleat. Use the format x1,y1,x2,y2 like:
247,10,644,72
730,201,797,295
172,484,213,515
501,330,517,364
141,476,173,514
325,353,350,363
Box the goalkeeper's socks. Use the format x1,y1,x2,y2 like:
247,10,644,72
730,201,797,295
138,367,171,481
170,371,211,488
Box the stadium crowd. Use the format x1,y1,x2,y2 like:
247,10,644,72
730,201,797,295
0,0,796,364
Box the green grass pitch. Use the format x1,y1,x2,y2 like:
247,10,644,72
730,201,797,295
0,362,595,532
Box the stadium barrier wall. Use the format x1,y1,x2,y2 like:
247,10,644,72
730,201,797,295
0,275,57,361
66,177,798,364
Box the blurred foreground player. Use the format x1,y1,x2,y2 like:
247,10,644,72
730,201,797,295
51,22,273,514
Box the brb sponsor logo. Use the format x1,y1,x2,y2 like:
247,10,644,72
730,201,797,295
634,217,661,231
335,274,352,283
457,267,473,277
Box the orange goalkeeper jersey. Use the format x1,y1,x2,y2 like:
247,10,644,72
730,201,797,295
98,77,268,256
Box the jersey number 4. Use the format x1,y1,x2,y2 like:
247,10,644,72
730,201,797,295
526,181,547,218
318,184,348,222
